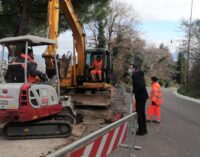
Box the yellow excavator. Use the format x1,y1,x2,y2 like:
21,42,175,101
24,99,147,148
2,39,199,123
43,0,112,107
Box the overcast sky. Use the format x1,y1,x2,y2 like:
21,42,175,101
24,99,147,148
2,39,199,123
121,0,200,52
122,0,199,21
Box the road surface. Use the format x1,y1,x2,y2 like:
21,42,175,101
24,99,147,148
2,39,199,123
112,88,200,157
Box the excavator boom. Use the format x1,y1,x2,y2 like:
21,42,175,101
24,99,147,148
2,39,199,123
44,0,85,82
60,0,85,77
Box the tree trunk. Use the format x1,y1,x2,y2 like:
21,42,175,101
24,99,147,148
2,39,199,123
17,0,32,36
8,0,32,58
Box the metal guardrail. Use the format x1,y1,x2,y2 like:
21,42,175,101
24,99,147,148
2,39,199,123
47,112,137,157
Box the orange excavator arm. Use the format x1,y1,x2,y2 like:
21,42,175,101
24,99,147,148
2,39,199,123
43,0,85,82
46,0,60,55
60,0,85,77
43,0,60,78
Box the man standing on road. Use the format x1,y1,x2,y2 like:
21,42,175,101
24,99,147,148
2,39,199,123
147,76,162,123
129,64,149,136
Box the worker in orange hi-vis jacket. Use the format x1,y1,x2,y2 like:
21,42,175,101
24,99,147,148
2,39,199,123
147,76,163,123
90,55,103,81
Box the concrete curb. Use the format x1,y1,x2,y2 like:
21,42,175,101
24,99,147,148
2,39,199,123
173,91,200,104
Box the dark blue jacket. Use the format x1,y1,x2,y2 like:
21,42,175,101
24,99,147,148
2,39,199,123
132,70,149,100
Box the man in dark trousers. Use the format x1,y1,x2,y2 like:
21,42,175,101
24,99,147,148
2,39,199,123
129,64,149,136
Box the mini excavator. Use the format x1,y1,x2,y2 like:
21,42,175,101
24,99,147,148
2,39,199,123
0,35,77,140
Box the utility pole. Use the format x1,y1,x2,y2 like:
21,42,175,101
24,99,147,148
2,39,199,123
186,0,193,90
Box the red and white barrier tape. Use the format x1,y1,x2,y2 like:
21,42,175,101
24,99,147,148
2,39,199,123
71,122,128,157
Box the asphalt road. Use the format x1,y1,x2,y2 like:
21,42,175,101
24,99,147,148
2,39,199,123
134,88,200,157
1,88,199,157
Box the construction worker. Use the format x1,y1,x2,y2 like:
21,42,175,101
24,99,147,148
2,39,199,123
90,55,103,81
12,48,48,83
147,76,162,123
129,64,149,136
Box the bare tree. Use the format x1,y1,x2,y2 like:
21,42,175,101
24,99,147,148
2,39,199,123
106,0,139,49
85,22,98,48
85,0,139,50
143,44,174,86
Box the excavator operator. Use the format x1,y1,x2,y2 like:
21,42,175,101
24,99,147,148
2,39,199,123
90,55,103,81
12,48,48,83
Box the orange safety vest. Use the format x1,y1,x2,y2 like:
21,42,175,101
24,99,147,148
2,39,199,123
150,82,162,105
12,54,40,83
93,59,103,70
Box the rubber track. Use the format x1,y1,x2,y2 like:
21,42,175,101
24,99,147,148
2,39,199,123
52,109,75,124
3,119,72,140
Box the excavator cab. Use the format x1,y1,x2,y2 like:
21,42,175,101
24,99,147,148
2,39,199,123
84,49,112,83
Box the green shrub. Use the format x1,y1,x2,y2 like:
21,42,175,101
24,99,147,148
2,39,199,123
178,85,200,99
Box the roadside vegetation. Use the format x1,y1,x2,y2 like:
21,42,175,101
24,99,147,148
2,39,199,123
176,19,200,99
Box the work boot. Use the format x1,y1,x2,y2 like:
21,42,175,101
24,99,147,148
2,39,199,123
136,130,148,136
153,120,160,124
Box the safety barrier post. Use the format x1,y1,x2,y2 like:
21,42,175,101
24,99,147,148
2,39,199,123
120,94,137,157
115,85,125,101
117,87,121,100
47,112,137,157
